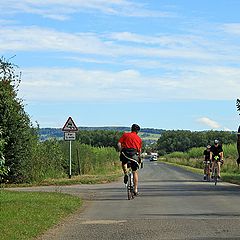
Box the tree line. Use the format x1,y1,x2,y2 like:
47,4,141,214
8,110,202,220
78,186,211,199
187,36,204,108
156,130,237,155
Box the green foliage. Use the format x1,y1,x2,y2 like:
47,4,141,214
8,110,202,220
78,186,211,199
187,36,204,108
60,141,120,176
0,158,9,183
157,130,236,155
0,129,8,181
21,139,66,182
76,130,122,149
0,57,37,182
188,147,205,158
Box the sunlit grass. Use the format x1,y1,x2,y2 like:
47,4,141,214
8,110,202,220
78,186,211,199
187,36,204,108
0,190,82,240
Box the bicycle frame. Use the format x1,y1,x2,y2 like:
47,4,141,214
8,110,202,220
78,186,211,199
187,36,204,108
203,160,211,181
127,166,134,200
125,158,140,200
212,161,219,185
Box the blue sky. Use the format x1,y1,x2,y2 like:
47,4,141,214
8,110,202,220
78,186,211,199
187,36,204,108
1,0,240,131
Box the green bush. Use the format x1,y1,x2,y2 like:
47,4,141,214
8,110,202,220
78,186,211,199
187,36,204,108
21,139,66,183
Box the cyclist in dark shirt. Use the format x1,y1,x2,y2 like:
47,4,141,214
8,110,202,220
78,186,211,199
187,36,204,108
203,145,211,180
203,145,211,161
210,140,224,178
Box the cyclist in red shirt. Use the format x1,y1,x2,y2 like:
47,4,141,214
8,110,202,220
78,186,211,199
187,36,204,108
117,124,142,195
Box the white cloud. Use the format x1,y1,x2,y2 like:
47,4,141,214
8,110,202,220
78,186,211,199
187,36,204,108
197,117,221,129
222,23,240,35
0,26,235,63
18,67,185,102
109,32,206,47
0,27,112,55
18,64,239,103
0,24,239,103
0,0,171,20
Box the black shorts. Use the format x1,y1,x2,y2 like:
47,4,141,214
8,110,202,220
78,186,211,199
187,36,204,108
120,148,139,172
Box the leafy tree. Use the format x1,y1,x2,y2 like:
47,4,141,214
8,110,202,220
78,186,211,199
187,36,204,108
0,57,36,182
76,130,123,149
0,128,9,182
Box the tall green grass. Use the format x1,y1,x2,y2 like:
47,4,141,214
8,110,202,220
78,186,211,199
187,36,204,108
18,139,120,183
61,142,120,176
22,139,66,183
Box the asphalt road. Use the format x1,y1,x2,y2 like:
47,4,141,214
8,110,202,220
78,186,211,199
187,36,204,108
12,161,240,240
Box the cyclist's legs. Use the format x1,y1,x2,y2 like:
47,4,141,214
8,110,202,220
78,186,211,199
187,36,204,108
120,152,129,174
217,161,221,177
122,162,128,174
133,170,138,193
211,160,215,174
130,159,139,193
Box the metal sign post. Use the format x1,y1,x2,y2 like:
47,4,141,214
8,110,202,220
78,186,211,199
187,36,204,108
62,117,78,179
69,140,72,178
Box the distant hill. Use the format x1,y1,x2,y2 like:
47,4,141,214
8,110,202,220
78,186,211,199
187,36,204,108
38,127,164,142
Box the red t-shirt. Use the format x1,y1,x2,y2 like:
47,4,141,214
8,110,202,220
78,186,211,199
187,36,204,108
118,132,142,152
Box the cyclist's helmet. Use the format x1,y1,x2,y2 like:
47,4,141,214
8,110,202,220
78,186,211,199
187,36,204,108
214,139,219,144
131,124,140,132
207,145,211,149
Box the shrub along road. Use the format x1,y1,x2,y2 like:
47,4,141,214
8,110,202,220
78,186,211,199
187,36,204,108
10,161,240,240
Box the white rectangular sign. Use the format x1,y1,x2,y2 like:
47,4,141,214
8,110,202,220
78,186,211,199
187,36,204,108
64,132,76,141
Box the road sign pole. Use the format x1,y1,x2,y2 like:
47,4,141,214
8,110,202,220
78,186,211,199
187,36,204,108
69,140,72,179
62,117,78,179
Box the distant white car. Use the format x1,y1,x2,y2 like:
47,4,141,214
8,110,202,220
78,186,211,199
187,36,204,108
150,155,157,161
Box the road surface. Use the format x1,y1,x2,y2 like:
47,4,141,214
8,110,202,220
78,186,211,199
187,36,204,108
11,161,240,240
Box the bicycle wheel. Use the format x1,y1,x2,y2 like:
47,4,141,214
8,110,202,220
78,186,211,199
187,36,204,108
127,173,134,200
130,173,134,199
127,174,131,200
206,172,210,182
214,168,218,186
127,188,131,200
206,165,211,182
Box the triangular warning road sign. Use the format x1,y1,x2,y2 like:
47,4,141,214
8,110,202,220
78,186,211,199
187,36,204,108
62,117,78,132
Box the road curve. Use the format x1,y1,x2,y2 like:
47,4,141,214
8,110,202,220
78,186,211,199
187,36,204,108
11,161,240,240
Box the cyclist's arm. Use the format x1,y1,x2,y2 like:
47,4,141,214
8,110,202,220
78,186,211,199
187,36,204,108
138,148,142,163
210,151,213,160
220,151,223,160
117,142,122,152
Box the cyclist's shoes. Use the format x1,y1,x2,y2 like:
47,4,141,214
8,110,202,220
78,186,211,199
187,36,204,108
133,191,139,196
124,174,128,184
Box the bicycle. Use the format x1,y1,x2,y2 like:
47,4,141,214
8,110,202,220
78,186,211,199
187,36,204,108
203,160,211,181
125,158,140,200
212,160,218,185
212,156,222,186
